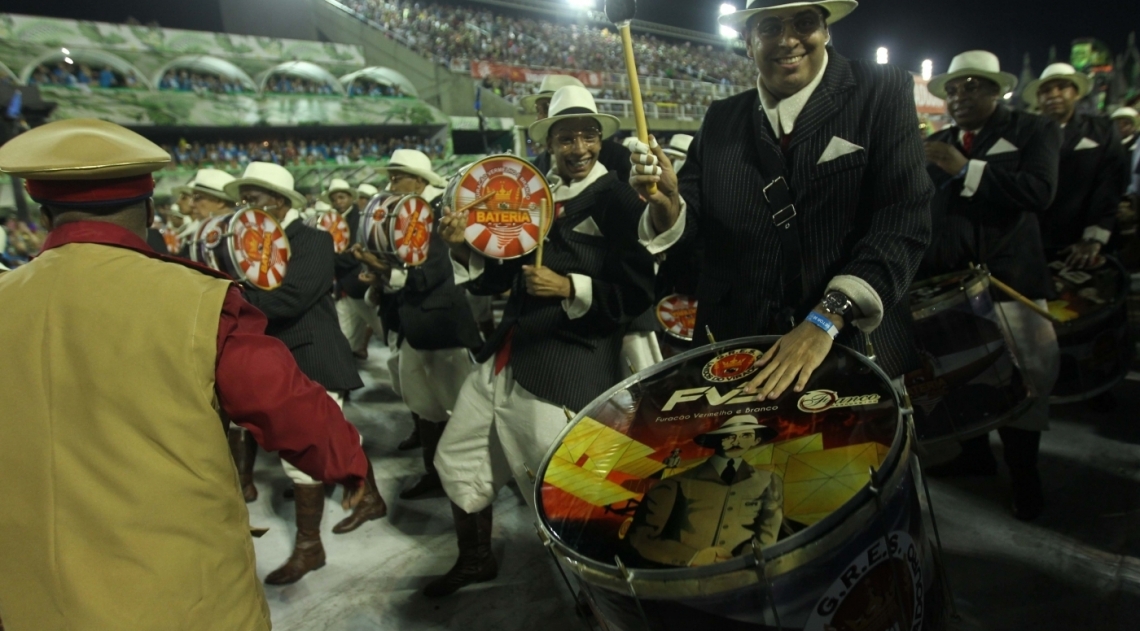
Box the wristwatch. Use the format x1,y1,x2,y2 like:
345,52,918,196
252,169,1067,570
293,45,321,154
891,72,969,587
820,290,855,325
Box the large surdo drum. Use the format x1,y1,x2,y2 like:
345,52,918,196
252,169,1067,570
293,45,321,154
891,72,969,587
444,154,553,260
536,337,945,631
358,193,434,267
191,208,290,290
904,270,1031,448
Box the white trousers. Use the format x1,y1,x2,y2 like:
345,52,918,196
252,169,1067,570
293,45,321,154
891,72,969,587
435,361,568,514
998,300,1061,432
398,340,473,423
282,390,348,485
621,331,664,374
336,297,384,353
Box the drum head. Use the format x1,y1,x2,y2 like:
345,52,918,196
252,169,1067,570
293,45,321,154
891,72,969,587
390,195,434,267
315,211,351,254
454,155,553,260
537,337,900,570
1046,254,1126,324
193,216,228,267
227,209,291,291
656,294,698,341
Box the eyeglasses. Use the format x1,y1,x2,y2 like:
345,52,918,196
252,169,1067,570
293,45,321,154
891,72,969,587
752,12,824,41
552,130,602,148
943,78,988,98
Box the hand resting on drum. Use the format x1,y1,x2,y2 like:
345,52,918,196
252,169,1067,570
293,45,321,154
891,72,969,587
522,265,573,299
688,546,734,567
1062,240,1102,270
438,205,471,266
743,307,843,401
351,243,392,287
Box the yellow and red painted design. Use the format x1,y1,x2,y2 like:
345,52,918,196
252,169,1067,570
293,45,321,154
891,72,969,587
656,294,698,341
392,195,433,267
453,155,553,260
315,211,351,253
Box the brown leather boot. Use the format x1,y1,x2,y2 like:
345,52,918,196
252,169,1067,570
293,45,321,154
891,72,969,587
265,483,326,585
423,503,498,598
332,461,388,534
400,419,446,500
397,414,422,450
227,427,259,502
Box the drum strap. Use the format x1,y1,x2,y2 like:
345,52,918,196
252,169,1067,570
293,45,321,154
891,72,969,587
752,105,804,332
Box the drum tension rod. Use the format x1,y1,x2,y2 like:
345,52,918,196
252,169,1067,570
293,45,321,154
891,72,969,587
749,540,783,629
705,326,716,345
563,407,576,423
613,556,653,631
533,524,595,629
915,459,961,621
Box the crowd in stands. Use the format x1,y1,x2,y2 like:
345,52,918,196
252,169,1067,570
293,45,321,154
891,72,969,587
158,71,252,94
342,0,755,88
0,219,45,269
161,135,445,170
27,62,139,89
348,78,407,97
265,74,339,95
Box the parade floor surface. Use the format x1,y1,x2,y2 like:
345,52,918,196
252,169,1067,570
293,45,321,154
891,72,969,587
253,343,1140,631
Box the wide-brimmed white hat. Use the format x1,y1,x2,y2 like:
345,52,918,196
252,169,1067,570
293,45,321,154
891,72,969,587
190,168,236,203
662,134,694,160
528,86,621,145
224,161,306,209
173,180,195,198
520,74,586,112
313,200,332,212
1111,107,1140,127
357,183,379,198
1022,63,1091,107
718,0,858,32
321,177,354,203
928,50,1018,99
380,149,446,188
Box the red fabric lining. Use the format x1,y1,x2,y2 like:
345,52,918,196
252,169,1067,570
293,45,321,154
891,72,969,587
26,174,155,205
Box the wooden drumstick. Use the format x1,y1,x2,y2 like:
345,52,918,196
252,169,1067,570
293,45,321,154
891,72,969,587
535,199,548,268
457,192,495,214
975,265,1065,324
606,0,656,196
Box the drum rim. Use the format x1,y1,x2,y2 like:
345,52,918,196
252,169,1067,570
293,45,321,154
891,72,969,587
390,194,433,268
227,208,291,291
909,269,989,318
1049,254,1130,333
654,294,697,342
454,154,554,261
359,193,402,256
534,335,908,585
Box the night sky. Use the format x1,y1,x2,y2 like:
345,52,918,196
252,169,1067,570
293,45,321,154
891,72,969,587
3,0,1136,76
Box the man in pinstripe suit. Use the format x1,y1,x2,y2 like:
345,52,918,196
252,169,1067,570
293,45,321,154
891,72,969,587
631,0,933,397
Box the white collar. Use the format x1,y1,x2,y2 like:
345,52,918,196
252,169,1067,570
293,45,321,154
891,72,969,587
279,209,301,228
547,160,608,203
708,455,744,479
421,185,443,203
757,51,829,137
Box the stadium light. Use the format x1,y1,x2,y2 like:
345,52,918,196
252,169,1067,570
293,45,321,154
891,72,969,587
566,0,595,9
718,3,738,38
1003,92,1014,100
64,57,74,65
921,59,933,81
876,47,889,65
61,47,70,55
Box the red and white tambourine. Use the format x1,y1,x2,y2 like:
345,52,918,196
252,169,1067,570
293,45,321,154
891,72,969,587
309,211,351,253
391,195,434,267
446,155,553,260
160,227,180,254
359,194,400,255
656,294,698,341
192,208,291,291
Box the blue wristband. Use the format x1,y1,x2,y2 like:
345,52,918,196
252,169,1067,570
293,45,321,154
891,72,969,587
806,311,838,339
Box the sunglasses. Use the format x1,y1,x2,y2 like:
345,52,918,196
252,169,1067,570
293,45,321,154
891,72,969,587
752,13,824,41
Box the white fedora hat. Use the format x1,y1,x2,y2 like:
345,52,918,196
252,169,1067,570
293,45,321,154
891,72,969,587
224,161,307,209
357,183,379,198
1111,107,1140,127
928,50,1018,99
380,149,446,188
718,0,858,32
528,86,621,145
173,180,195,198
1022,63,1091,107
190,168,236,203
321,177,354,203
520,74,586,112
694,415,778,446
313,200,332,212
662,134,694,160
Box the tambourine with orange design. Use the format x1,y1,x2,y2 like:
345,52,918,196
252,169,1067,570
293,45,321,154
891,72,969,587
191,207,291,291
306,211,351,253
444,154,553,260
655,294,698,341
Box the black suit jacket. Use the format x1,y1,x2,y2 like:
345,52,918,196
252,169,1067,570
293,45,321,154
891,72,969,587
922,107,1061,299
145,228,169,254
396,198,483,351
676,51,933,378
1040,113,1128,248
333,204,369,299
534,140,632,183
243,220,364,392
465,172,655,410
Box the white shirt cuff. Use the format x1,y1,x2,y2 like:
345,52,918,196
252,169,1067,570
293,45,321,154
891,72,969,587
960,159,987,198
637,200,687,255
385,268,407,293
451,251,485,285
1082,225,1112,245
826,275,884,333
561,273,593,320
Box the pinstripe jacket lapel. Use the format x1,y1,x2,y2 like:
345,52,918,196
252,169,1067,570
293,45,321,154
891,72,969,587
787,52,858,154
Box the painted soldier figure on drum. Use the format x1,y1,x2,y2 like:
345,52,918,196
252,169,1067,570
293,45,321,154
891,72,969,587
222,162,390,584
630,0,933,402
431,85,655,598
628,415,783,568
922,51,1061,520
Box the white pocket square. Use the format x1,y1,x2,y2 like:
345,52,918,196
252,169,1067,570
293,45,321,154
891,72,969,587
986,138,1019,155
572,217,604,237
817,137,864,165
1075,137,1100,150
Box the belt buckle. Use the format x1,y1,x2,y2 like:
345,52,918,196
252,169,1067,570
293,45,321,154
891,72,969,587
772,204,796,227
762,176,786,204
